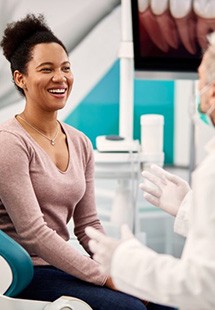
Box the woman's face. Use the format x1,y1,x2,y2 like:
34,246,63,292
21,42,73,112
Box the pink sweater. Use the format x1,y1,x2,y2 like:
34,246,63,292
0,117,107,285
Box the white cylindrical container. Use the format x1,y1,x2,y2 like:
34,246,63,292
140,114,164,154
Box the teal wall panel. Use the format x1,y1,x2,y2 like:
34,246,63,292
65,61,120,143
134,80,174,164
65,60,174,164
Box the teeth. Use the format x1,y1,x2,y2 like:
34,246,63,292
150,0,169,15
139,0,215,19
194,0,215,50
155,11,179,49
193,0,215,18
149,0,179,50
139,9,169,52
138,0,149,13
138,0,214,54
170,0,192,19
49,89,65,94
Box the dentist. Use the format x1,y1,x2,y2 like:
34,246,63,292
86,31,215,310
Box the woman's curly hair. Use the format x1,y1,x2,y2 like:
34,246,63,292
0,14,68,96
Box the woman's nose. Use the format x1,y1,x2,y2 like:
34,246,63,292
52,70,66,82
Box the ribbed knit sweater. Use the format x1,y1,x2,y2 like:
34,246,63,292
0,117,107,285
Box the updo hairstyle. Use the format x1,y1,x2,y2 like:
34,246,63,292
0,14,68,96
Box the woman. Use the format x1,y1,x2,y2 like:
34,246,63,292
0,14,147,310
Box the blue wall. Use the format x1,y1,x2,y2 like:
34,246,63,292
65,60,174,164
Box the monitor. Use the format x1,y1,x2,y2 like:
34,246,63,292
131,0,213,80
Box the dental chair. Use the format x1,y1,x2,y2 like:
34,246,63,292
0,230,92,310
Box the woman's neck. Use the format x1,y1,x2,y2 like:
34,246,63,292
20,110,58,136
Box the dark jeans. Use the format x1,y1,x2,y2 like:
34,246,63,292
16,266,175,310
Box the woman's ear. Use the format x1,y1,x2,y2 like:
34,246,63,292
13,70,26,90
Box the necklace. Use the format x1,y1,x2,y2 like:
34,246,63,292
17,115,59,146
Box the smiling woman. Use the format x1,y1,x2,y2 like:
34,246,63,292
0,13,148,310
14,42,73,116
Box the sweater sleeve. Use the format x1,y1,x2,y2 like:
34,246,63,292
0,131,107,285
73,136,105,255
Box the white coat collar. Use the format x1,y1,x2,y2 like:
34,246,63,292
205,136,215,154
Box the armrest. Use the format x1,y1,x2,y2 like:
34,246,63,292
0,230,33,296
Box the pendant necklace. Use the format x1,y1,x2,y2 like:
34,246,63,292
17,115,59,146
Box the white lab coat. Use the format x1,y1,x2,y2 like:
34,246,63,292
110,136,215,310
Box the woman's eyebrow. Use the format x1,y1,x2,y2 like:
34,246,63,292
36,62,53,68
36,61,71,69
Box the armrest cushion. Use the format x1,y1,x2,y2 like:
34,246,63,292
0,230,33,297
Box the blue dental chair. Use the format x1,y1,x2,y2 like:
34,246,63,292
0,230,92,310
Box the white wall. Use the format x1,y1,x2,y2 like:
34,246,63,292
0,0,120,123
174,80,194,167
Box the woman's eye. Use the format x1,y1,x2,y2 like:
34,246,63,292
63,66,71,72
41,68,52,72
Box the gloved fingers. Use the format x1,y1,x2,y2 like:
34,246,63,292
164,172,182,185
141,169,166,188
121,224,134,240
143,193,160,207
94,256,108,274
150,164,171,179
139,182,161,198
88,239,111,269
85,227,108,244
93,253,104,265
150,164,184,186
88,239,104,254
92,251,109,273
164,171,189,187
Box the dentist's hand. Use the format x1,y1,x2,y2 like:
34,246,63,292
140,164,191,216
85,225,133,274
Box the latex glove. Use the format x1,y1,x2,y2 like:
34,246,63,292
139,164,191,216
85,225,133,274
